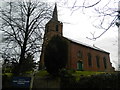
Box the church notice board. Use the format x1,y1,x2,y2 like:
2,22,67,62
12,76,31,88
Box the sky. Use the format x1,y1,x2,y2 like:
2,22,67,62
0,0,118,70
46,0,118,70
61,11,118,70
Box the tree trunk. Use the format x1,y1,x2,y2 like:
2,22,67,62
15,7,31,75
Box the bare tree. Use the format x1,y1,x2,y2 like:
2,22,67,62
59,0,119,40
0,0,52,74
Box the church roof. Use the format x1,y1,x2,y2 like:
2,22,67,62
50,4,109,54
64,37,109,54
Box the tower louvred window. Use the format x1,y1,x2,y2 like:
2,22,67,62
56,25,58,31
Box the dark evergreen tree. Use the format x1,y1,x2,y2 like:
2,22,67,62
13,53,36,75
22,53,36,72
44,35,68,75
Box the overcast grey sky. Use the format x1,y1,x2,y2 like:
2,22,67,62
48,0,118,70
0,0,118,70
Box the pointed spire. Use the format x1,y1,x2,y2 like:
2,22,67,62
52,3,58,21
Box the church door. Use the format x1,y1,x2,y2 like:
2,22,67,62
77,61,83,71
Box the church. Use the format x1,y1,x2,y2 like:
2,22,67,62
39,4,114,72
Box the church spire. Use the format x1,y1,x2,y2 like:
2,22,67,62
52,3,58,21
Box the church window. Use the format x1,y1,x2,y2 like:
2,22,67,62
87,53,92,66
77,51,82,58
56,25,58,31
96,56,100,68
103,57,107,69
46,26,49,33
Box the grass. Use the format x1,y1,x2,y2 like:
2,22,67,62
72,71,105,81
2,70,105,81
2,70,49,77
34,70,105,81
73,71,104,76
35,70,105,77
3,73,13,77
35,70,49,77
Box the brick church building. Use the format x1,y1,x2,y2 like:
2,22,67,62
40,4,114,72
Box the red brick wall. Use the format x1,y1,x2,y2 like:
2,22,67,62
69,42,114,72
40,18,114,72
39,20,63,69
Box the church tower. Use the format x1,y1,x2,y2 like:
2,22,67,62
45,3,63,40
39,4,63,69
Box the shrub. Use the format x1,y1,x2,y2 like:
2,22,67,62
44,36,68,76
60,72,120,88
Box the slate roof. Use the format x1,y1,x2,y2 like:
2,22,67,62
64,37,109,54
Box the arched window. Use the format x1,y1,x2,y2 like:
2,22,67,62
96,56,100,68
87,53,92,66
77,50,82,58
103,57,107,69
56,25,58,31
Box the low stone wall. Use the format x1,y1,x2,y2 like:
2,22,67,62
33,76,60,89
